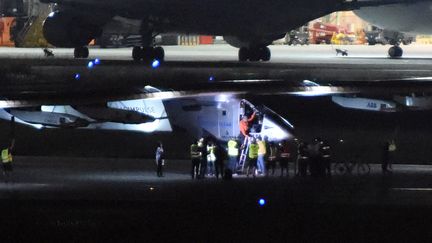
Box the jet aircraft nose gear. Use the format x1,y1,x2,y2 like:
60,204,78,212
388,45,403,58
74,47,89,59
238,46,271,62
132,46,165,63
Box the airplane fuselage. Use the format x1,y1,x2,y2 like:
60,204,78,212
355,1,432,35
44,0,342,40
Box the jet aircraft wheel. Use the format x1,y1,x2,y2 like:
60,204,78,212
141,47,154,63
132,46,143,61
239,47,249,62
260,47,271,61
74,47,89,59
153,46,165,61
388,46,403,58
248,48,261,62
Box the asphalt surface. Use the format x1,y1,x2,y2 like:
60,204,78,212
2,157,432,242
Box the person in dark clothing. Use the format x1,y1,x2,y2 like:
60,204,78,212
319,139,331,177
382,140,396,174
198,138,208,179
297,142,309,177
190,140,201,179
308,139,321,178
266,142,278,176
279,140,290,177
155,142,164,177
214,144,226,179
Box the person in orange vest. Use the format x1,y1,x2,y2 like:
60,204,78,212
239,112,256,143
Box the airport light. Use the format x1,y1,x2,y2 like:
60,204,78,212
94,58,101,65
87,61,95,69
209,76,215,82
152,60,160,69
258,198,266,207
74,73,81,80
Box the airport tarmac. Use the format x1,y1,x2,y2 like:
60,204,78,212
2,156,432,242
3,44,432,63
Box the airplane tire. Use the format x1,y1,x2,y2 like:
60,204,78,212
388,46,403,58
142,47,154,63
248,48,261,62
153,46,165,61
74,47,89,59
132,46,143,61
239,47,249,62
260,47,271,61
82,47,89,58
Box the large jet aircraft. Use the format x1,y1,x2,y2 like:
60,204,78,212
30,0,419,61
354,1,432,58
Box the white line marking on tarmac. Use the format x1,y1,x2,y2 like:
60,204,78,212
392,188,432,191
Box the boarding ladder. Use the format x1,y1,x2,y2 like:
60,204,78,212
238,138,250,172
237,133,259,172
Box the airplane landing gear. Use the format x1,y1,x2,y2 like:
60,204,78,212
74,46,89,59
132,46,165,62
238,46,271,62
388,45,403,58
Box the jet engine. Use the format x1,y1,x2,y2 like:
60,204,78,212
43,10,108,47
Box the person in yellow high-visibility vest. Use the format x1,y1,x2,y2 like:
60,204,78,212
227,138,239,173
2,139,14,181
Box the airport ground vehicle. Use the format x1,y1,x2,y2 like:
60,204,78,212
365,28,415,46
286,28,310,46
310,22,339,44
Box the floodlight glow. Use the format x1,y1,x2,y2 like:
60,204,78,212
87,61,94,69
152,60,160,68
48,12,55,18
258,198,266,206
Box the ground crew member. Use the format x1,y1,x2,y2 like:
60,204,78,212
198,137,208,179
257,137,267,175
246,138,259,178
207,140,216,176
266,142,278,176
279,140,290,177
320,139,331,177
190,140,201,179
297,142,309,177
227,138,239,174
2,139,14,182
239,112,256,144
155,142,164,177
214,144,225,179
382,140,396,174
